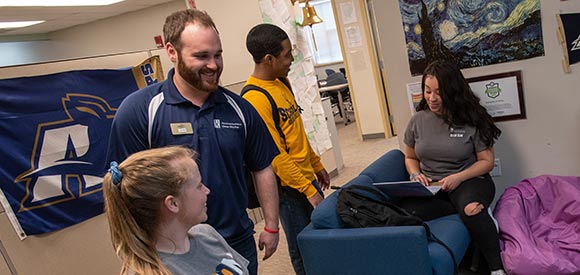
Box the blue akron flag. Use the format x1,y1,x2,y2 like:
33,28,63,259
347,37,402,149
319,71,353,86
0,56,163,237
559,13,580,65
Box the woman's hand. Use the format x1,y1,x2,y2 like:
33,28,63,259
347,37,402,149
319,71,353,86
405,145,433,186
439,173,462,191
438,147,495,191
412,172,432,186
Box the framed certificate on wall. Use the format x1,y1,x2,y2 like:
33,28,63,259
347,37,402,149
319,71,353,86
467,71,526,122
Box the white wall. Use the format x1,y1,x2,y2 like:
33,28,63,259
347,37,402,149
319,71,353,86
0,0,259,87
0,0,184,68
194,0,262,86
0,41,68,67
50,0,261,86
373,0,580,199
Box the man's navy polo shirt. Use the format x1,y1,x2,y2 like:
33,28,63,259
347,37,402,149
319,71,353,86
107,69,278,245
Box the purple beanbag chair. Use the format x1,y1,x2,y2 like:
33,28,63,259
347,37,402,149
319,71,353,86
493,175,580,275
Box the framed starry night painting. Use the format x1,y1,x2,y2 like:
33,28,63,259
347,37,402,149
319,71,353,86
398,0,545,75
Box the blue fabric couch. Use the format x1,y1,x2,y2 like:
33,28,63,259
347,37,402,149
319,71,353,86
297,149,471,275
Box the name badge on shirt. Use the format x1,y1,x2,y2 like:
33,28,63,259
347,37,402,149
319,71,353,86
170,123,193,135
449,127,465,138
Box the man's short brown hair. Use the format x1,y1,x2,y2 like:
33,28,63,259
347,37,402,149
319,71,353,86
163,9,218,51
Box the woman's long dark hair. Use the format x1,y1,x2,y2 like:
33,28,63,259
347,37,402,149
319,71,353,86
416,60,501,147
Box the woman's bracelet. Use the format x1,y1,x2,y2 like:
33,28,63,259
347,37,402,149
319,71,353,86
409,172,421,181
263,226,280,234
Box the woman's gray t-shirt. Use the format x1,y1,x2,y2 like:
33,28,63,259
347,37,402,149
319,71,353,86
404,110,488,180
158,224,249,275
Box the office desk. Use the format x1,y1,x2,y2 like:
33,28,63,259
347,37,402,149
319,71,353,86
318,83,348,92
319,83,351,124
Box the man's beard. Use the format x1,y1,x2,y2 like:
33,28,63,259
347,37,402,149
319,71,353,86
177,56,221,93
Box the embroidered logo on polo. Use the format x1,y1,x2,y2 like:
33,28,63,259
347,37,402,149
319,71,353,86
214,119,243,129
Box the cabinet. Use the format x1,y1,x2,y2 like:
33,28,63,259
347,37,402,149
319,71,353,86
320,97,344,174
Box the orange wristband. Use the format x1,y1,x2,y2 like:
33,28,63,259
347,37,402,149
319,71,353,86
263,226,279,234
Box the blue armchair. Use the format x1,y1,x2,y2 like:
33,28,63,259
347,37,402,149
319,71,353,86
297,149,471,275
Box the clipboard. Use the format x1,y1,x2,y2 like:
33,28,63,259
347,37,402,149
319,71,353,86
373,181,442,197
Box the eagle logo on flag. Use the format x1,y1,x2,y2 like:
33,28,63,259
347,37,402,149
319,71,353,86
15,94,116,211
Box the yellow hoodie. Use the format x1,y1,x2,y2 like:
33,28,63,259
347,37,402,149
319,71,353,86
242,76,324,198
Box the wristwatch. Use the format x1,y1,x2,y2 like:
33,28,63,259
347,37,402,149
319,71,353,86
409,172,421,181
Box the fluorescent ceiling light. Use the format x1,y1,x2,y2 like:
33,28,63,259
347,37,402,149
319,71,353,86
0,0,125,6
0,21,45,29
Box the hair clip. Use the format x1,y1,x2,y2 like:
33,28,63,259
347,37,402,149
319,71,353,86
109,161,123,186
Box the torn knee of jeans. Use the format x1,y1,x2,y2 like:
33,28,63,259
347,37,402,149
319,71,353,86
464,202,484,216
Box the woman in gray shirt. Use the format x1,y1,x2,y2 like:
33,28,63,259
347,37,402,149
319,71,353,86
103,146,248,275
402,61,505,275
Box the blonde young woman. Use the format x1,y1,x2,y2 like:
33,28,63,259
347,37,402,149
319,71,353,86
103,146,248,275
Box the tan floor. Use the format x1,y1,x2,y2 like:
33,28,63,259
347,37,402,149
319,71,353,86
254,122,400,274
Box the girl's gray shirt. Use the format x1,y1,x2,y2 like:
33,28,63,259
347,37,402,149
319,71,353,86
404,110,487,180
158,224,249,275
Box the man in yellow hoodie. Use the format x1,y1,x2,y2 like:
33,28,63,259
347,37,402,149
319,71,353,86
243,23,330,275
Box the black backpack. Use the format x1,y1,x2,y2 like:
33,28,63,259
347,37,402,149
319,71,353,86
336,184,423,228
241,77,294,209
335,185,458,272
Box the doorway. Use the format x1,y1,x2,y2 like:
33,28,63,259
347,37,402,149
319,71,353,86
365,0,397,137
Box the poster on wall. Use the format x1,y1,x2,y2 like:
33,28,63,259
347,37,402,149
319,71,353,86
398,0,545,76
0,56,163,239
406,81,422,114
